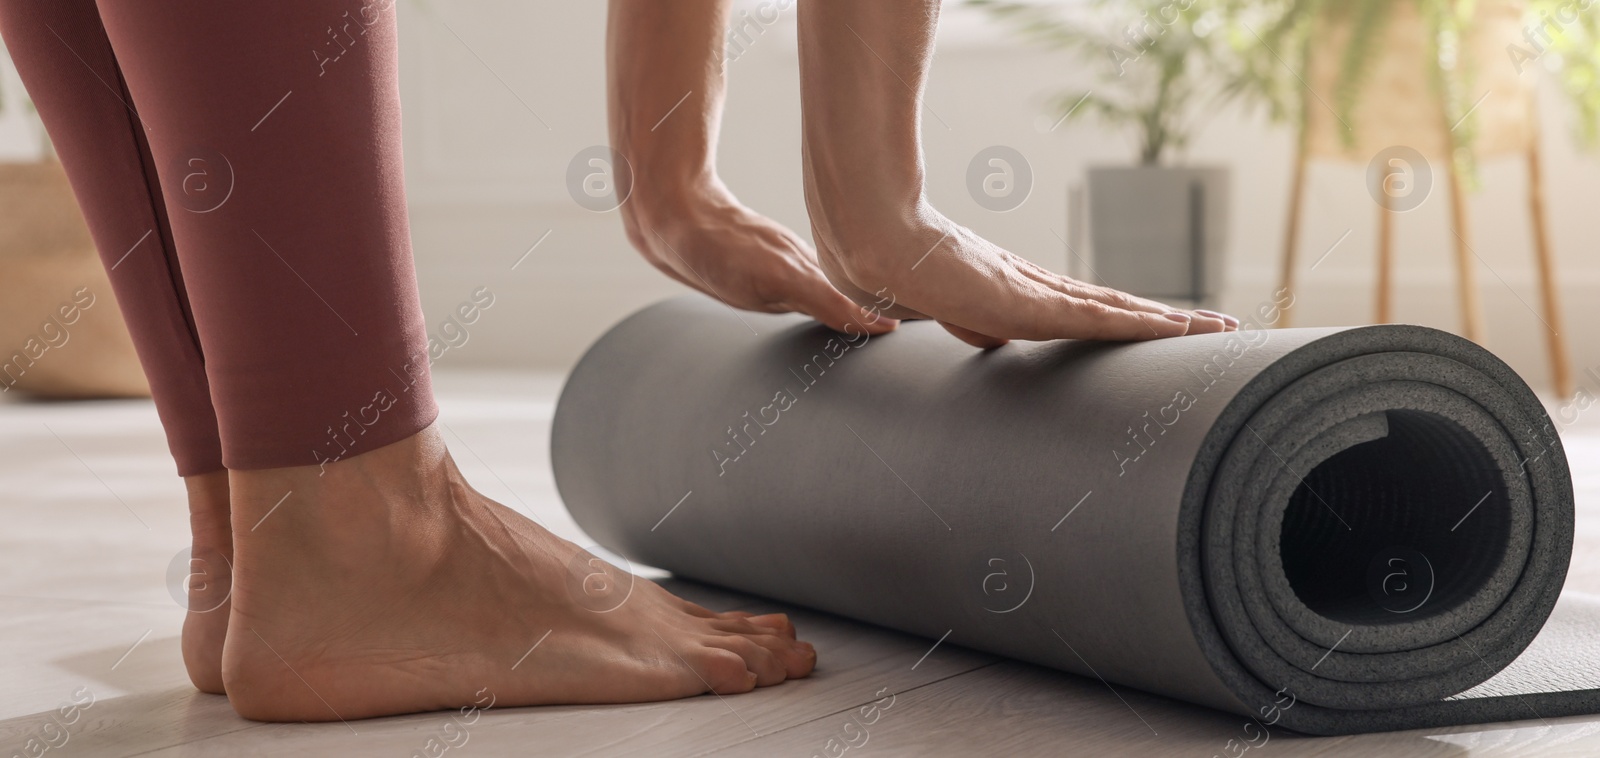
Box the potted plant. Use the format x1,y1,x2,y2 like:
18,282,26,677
969,0,1239,306
1218,0,1599,396
1223,0,1600,175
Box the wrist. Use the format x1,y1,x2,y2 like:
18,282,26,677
809,185,956,291
620,168,726,229
611,117,716,208
807,180,931,252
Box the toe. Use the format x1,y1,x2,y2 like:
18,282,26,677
750,613,797,639
677,598,720,618
692,646,759,695
693,608,797,641
780,639,817,679
709,614,794,641
707,620,814,680
705,634,789,687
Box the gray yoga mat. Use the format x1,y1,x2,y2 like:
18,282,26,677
551,295,1588,736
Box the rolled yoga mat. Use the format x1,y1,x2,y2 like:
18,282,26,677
551,295,1591,736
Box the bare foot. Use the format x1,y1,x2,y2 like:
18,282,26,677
220,425,814,722
181,470,232,695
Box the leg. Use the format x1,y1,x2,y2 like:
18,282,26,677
86,0,813,720
1442,142,1485,342
0,0,231,693
1526,135,1573,397
1277,123,1308,328
796,0,1235,347
1377,191,1393,323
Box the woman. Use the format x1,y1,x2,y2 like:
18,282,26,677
0,0,1231,722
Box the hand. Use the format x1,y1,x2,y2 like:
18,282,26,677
606,0,894,336
810,212,1237,348
622,184,900,336
797,0,1238,348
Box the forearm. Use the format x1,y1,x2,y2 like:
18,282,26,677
798,0,940,247
607,0,730,220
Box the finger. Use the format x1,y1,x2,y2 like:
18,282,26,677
1006,256,1167,319
1052,298,1192,341
771,241,908,332
775,266,901,336
970,294,1189,342
1171,309,1229,334
1007,255,1231,334
882,258,1190,343
763,234,904,333
1195,309,1240,331
939,321,1008,348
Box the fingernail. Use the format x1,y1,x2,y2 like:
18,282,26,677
1196,309,1239,327
1163,312,1192,324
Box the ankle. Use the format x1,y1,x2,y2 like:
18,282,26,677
226,426,468,595
233,424,447,509
184,470,233,544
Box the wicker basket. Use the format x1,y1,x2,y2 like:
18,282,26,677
0,159,149,398
1304,0,1532,162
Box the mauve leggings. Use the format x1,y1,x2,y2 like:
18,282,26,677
0,0,438,475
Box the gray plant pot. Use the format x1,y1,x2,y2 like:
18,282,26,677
1086,165,1229,305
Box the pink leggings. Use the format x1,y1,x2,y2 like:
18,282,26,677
0,0,437,475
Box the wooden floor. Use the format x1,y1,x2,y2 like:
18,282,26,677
3,370,1600,757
